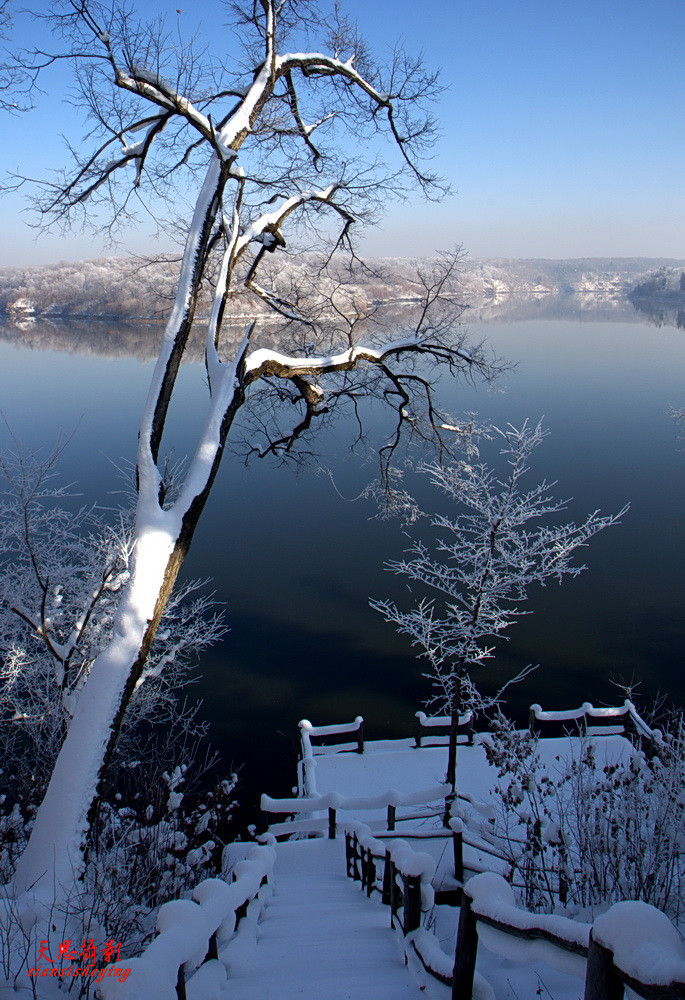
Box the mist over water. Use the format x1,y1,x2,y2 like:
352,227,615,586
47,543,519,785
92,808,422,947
1,300,684,808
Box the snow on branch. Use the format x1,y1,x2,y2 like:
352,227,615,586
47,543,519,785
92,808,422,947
243,334,424,380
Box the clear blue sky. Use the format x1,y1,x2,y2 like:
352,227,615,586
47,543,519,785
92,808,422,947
1,0,683,265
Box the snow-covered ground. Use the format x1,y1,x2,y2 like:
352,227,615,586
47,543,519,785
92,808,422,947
252,732,638,1000
8,730,666,999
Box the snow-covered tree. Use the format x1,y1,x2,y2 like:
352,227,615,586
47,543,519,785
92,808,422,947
1,0,501,962
371,421,628,801
0,445,225,810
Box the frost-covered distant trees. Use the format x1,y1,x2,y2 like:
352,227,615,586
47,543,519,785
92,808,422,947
1,256,678,322
630,266,685,302
371,422,627,800
0,0,500,969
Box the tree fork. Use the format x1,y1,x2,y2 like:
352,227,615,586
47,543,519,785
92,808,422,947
149,161,232,464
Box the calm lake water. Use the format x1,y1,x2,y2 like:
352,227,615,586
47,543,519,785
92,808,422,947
1,300,684,807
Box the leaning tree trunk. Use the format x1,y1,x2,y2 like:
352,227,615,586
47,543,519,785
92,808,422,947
12,154,231,900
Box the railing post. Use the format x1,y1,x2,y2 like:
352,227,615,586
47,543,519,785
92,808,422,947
387,804,396,831
350,832,361,881
452,892,478,1000
176,964,187,1000
559,873,568,906
328,807,337,840
356,716,365,753
345,832,353,878
366,849,375,897
390,858,401,926
532,818,542,857
382,848,392,906
529,704,540,735
452,822,464,885
558,854,568,906
415,712,423,748
584,933,624,1000
360,845,369,891
403,874,422,933
234,899,249,930
205,930,218,962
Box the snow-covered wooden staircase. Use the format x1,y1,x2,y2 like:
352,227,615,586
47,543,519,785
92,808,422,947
222,838,434,999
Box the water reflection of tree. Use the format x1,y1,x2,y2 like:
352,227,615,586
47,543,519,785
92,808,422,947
629,298,685,329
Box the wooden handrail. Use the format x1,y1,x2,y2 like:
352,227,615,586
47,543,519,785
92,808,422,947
299,716,364,757
528,699,659,746
452,875,685,1000
415,710,474,748
98,844,275,1000
344,825,685,1000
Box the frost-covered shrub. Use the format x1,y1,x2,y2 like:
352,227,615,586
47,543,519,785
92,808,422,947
0,755,237,989
0,447,227,809
77,764,238,954
483,714,685,920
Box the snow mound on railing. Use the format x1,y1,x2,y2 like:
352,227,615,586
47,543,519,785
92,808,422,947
468,873,590,950
97,844,275,1000
466,873,589,979
261,782,448,814
593,901,685,985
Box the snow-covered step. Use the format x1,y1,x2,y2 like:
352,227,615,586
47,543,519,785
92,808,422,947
222,838,439,999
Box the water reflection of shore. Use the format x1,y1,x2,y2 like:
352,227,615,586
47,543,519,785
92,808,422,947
0,317,224,362
0,292,680,363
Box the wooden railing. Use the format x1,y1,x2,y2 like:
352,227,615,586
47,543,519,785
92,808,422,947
454,872,685,1000
414,710,474,748
298,702,654,788
342,817,533,984
344,833,685,1000
345,824,429,935
298,717,364,796
261,783,449,840
300,716,364,755
98,842,276,1000
528,699,657,744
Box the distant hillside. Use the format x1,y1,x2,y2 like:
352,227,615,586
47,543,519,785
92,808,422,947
0,255,683,322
